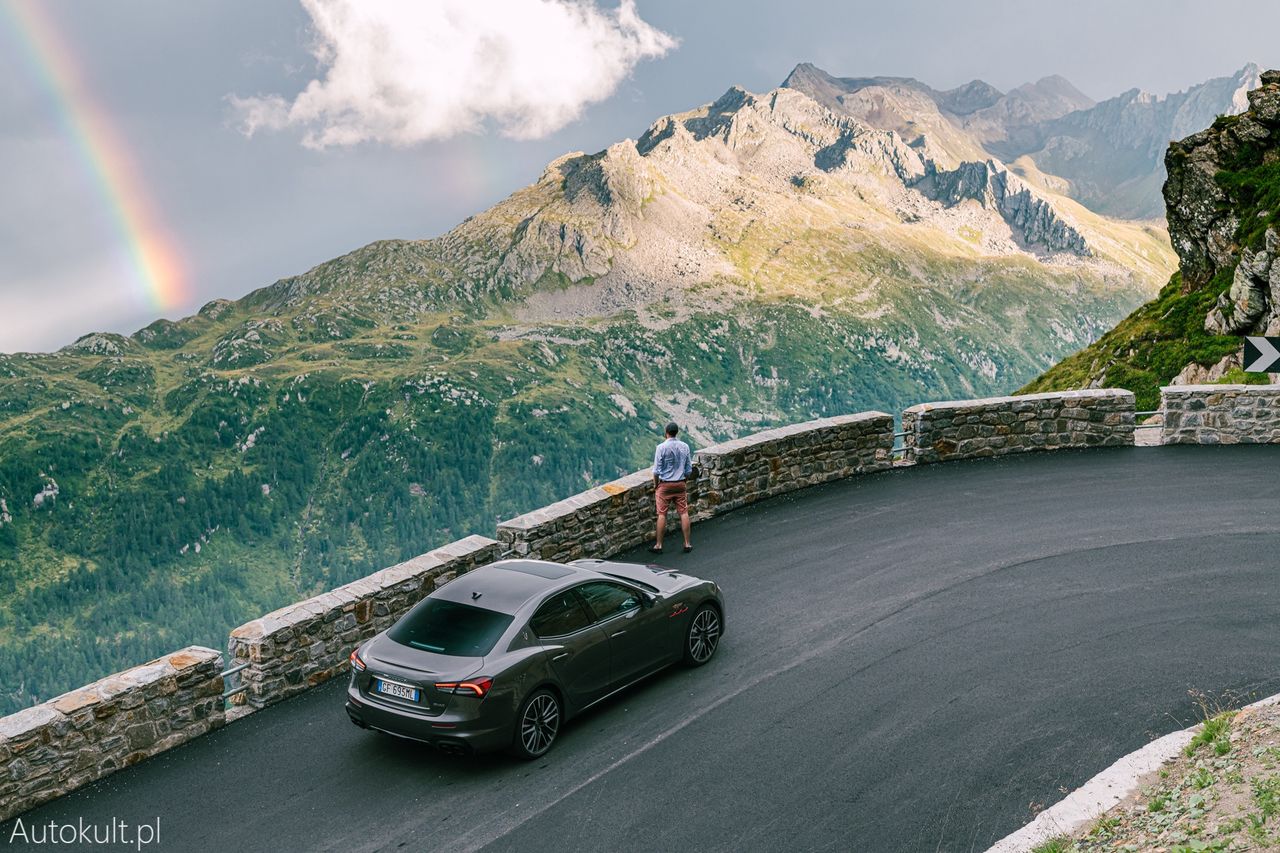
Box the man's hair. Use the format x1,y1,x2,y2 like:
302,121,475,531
664,422,679,437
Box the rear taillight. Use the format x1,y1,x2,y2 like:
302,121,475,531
434,677,493,698
349,647,366,672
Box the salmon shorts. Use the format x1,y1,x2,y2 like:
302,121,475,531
655,481,688,514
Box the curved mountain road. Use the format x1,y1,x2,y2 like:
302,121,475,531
4,446,1278,852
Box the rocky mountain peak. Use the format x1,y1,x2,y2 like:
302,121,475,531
936,79,1004,116
1022,75,1094,103
207,71,1173,333
780,62,831,90
781,63,1004,117
999,75,1095,118
783,62,1261,221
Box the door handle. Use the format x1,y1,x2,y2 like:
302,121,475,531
611,630,627,638
552,652,570,661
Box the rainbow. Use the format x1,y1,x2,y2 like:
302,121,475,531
1,0,189,312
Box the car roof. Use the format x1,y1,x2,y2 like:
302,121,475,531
431,559,595,615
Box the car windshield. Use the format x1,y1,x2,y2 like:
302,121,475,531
387,599,513,657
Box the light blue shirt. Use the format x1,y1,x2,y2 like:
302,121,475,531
653,437,692,482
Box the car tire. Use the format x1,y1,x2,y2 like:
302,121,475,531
683,604,722,667
509,688,562,760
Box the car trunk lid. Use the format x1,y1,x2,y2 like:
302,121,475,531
591,560,694,593
365,634,484,715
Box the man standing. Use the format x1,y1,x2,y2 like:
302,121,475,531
650,422,693,554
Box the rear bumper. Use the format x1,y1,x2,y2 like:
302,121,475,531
345,684,512,754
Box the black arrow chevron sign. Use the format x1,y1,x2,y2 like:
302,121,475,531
1243,336,1280,373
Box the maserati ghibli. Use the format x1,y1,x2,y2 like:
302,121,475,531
344,557,725,758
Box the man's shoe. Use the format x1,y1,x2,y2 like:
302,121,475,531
682,545,693,553
648,545,663,554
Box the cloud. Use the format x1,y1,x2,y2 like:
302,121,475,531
229,0,676,148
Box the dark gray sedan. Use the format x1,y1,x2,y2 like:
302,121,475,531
345,557,725,758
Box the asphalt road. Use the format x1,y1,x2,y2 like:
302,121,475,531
4,446,1278,853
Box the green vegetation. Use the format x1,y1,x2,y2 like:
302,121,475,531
1046,702,1280,851
1211,119,1280,254
1019,271,1242,410
1169,841,1228,853
1256,774,1280,819
1185,711,1235,758
1088,816,1119,838
1211,366,1270,386
1024,100,1280,407
0,237,1147,714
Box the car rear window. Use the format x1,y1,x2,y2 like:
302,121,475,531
387,599,514,656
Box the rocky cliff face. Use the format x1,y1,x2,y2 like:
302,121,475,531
1021,70,1280,408
918,160,1091,255
1163,70,1280,334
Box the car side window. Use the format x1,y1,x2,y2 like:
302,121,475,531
577,582,640,623
530,591,592,637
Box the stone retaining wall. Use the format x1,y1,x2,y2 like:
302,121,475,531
227,535,500,710
1160,385,1280,444
496,412,895,561
697,412,894,514
496,469,667,563
0,395,1146,819
0,647,223,822
901,389,1135,465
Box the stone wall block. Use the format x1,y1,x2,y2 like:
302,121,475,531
902,390,1135,464
1160,385,1280,444
496,411,893,565
226,535,500,711
0,646,222,822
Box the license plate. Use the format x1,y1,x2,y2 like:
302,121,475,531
375,678,420,702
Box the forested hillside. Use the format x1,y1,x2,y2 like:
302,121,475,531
0,72,1176,714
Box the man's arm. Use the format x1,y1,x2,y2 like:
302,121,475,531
653,445,662,486
682,443,693,480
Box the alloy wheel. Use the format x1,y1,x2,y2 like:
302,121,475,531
520,693,560,756
688,607,721,663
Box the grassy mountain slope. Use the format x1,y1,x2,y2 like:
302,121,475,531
1018,270,1246,410
1023,71,1280,409
0,80,1175,714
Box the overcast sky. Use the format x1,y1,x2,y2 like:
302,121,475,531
1,0,1277,353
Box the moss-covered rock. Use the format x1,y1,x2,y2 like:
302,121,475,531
1026,70,1280,405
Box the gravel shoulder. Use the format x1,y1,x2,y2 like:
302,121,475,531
1032,696,1280,852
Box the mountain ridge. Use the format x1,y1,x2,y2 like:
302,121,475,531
783,61,1261,220
0,63,1198,714
63,77,1170,351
